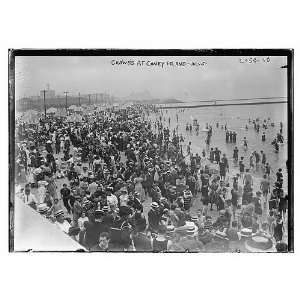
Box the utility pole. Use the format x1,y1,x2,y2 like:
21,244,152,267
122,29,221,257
41,89,47,118
88,94,91,106
78,92,81,106
95,93,97,104
64,91,69,112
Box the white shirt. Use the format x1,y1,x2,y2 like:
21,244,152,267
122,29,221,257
68,157,74,164
37,186,47,204
88,182,98,195
107,194,118,208
55,220,71,234
119,194,129,206
78,216,89,230
23,193,37,205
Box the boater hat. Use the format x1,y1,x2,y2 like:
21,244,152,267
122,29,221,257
240,228,253,238
37,203,49,214
54,210,64,218
245,234,274,252
191,216,198,223
151,202,159,209
166,225,175,238
214,230,228,240
102,206,109,212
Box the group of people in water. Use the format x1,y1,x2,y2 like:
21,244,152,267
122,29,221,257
245,117,285,153
13,103,288,252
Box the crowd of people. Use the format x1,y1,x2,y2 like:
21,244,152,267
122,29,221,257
14,103,289,252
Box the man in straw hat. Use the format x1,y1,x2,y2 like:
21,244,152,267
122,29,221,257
54,210,71,234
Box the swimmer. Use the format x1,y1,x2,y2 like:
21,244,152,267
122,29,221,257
242,137,248,150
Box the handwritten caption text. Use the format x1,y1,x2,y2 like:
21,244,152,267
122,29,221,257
111,59,207,68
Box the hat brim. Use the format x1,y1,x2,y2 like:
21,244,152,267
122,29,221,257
244,240,274,253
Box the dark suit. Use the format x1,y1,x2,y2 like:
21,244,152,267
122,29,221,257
148,209,160,232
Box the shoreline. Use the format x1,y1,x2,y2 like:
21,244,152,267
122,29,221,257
159,100,288,109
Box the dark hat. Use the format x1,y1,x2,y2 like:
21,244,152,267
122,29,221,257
119,206,132,217
69,226,80,236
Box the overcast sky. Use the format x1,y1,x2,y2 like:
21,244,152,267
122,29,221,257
15,55,287,101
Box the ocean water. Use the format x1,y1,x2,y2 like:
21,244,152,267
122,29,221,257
150,102,288,188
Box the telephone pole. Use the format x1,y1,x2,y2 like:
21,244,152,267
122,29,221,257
95,93,97,104
78,92,81,106
64,91,69,112
41,89,47,118
88,94,91,106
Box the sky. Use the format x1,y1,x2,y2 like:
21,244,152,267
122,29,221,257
15,55,287,101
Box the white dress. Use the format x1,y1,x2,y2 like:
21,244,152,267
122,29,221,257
134,177,146,202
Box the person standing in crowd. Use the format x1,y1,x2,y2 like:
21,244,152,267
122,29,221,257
231,186,239,220
233,146,239,163
60,183,71,214
106,187,118,210
134,173,146,202
214,147,221,164
260,174,270,205
54,210,71,234
219,154,229,181
151,225,172,252
148,202,161,233
78,211,89,231
239,157,245,181
272,214,284,242
243,169,253,187
23,184,37,209
90,232,111,252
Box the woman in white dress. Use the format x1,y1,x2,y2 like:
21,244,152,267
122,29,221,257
60,137,65,153
134,174,146,202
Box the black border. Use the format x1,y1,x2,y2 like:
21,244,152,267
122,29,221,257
8,48,294,253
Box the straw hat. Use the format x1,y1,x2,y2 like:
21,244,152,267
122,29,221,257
240,228,253,238
37,203,49,214
191,216,199,223
214,230,228,240
245,235,274,252
38,180,48,186
151,202,159,209
54,210,64,218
